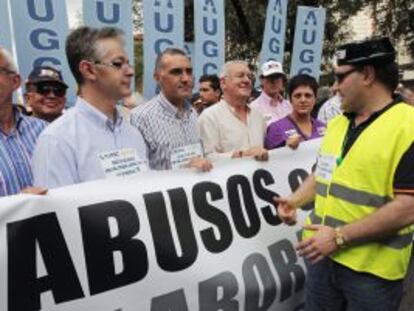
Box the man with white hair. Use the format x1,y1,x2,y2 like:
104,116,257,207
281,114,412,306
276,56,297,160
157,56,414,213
250,60,292,125
0,47,47,196
198,60,267,160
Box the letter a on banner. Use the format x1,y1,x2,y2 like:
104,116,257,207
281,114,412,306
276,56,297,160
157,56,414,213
260,0,288,66
0,0,13,52
83,0,135,91
290,6,326,81
193,0,225,89
8,0,77,106
143,0,184,99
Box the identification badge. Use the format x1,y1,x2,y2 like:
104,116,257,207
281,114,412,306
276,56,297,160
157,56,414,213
285,129,298,137
315,154,337,181
170,143,204,170
98,148,148,178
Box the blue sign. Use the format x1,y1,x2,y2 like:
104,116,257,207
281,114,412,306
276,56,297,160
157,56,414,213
290,6,326,80
9,0,77,106
260,0,288,65
0,0,13,52
83,0,135,90
193,0,225,89
143,0,184,99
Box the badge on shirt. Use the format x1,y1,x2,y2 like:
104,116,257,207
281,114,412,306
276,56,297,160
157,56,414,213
285,129,298,137
317,126,326,136
170,142,204,170
98,148,148,178
315,153,337,181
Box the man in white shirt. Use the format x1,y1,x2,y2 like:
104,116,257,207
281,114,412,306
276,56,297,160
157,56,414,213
198,60,267,160
32,26,148,188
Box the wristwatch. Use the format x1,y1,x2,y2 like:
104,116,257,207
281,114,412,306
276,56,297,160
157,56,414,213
334,227,347,248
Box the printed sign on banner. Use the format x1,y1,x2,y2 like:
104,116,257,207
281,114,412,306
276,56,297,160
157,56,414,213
193,0,225,89
0,140,322,311
83,0,135,90
290,6,326,81
0,0,13,52
260,0,289,66
143,0,184,99
8,0,77,106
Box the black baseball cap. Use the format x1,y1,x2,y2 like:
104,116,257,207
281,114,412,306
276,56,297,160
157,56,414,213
335,37,396,66
26,66,68,88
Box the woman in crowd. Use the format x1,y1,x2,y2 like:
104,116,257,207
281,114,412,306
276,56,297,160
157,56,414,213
265,74,326,150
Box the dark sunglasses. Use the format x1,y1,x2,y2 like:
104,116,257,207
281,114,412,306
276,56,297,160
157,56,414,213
334,68,359,84
35,84,67,97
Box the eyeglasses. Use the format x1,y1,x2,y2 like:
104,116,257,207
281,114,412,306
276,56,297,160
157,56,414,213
0,66,16,75
264,74,285,83
94,60,133,71
34,84,67,97
334,68,359,83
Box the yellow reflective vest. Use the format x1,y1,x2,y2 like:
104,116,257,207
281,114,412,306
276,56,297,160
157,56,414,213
304,102,414,280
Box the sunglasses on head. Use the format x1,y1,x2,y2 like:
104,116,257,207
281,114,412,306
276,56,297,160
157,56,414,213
35,83,67,97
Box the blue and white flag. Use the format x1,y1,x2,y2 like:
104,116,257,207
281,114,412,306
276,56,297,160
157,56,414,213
9,0,77,105
0,0,13,52
193,0,225,89
83,0,135,79
260,0,288,65
143,0,184,99
290,6,326,80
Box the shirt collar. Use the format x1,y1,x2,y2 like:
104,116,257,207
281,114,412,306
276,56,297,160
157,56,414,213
222,99,251,115
158,92,193,119
76,97,123,131
260,91,284,106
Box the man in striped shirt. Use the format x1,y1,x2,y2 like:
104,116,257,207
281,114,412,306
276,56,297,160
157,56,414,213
0,47,47,196
130,48,212,171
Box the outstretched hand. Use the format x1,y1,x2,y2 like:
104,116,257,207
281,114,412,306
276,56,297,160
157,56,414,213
273,196,297,225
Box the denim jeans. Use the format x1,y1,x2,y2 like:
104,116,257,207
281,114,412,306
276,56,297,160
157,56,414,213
304,258,403,311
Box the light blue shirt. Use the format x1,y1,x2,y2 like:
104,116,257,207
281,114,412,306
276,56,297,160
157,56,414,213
32,97,148,188
0,107,47,196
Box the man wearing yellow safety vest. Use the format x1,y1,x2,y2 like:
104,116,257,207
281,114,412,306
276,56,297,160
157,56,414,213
275,37,414,311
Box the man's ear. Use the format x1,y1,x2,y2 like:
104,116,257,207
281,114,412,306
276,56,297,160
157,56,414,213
79,60,97,82
153,69,160,83
362,65,376,86
11,74,21,91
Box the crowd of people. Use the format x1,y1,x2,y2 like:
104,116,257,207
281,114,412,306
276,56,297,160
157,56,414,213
1,25,414,310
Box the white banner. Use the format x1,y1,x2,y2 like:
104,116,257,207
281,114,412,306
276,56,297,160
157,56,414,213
0,140,321,311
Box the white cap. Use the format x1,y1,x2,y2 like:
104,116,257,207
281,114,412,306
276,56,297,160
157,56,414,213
260,60,285,77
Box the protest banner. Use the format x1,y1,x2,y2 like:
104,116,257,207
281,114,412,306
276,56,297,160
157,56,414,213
193,0,225,89
0,140,321,311
259,0,289,66
143,0,184,99
0,0,13,53
290,6,326,80
83,0,135,89
8,0,77,106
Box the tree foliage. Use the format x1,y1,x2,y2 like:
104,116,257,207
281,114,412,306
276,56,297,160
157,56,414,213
132,0,413,86
366,0,414,58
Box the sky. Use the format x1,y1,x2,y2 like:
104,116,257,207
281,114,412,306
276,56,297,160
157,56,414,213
66,0,82,27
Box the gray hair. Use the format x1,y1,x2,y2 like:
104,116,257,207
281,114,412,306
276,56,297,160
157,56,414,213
0,47,17,73
65,26,125,84
219,60,249,79
154,48,188,72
